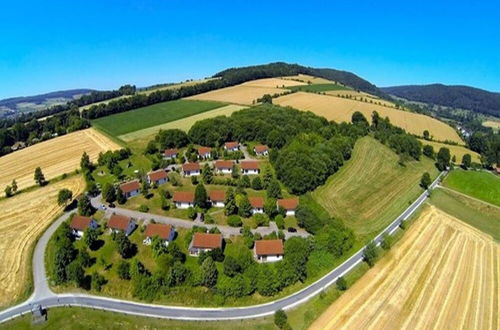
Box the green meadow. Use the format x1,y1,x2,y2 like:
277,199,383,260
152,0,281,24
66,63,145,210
443,169,500,206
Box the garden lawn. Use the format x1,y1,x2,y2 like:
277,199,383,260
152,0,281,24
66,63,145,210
443,169,500,207
429,188,500,241
286,83,351,93
91,99,225,138
312,136,438,241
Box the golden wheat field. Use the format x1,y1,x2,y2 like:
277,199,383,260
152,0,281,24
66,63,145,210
186,84,288,105
418,139,481,163
310,206,499,330
275,92,463,144
483,120,500,131
0,176,84,308
240,77,305,88
282,74,333,84
0,128,120,195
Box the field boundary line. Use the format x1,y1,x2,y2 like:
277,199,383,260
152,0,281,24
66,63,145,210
437,186,500,210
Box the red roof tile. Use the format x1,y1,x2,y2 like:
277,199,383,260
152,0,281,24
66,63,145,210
241,161,260,170
277,198,299,210
249,196,264,208
144,223,173,240
254,145,269,153
120,180,140,193
192,233,222,249
224,142,239,149
198,147,212,155
108,214,131,231
70,215,92,231
215,160,234,169
182,162,200,172
148,169,168,182
209,190,225,202
164,148,178,157
255,239,284,256
173,191,195,203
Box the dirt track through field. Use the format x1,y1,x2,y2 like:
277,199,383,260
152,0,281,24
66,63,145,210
0,176,84,308
0,128,120,195
310,206,499,330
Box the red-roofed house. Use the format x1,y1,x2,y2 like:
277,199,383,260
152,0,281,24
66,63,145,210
254,239,284,263
277,198,299,216
119,180,141,199
182,162,201,176
189,233,223,256
254,145,269,156
147,169,168,186
173,191,195,209
240,161,260,175
108,214,136,236
224,141,239,152
143,223,175,246
209,190,225,207
249,196,264,214
214,160,233,174
164,148,179,159
70,215,98,239
197,147,212,159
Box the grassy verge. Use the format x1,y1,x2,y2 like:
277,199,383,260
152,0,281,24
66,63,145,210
429,188,500,241
443,169,500,207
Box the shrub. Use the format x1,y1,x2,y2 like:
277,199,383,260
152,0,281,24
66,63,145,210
274,309,288,329
138,205,149,213
274,215,285,229
381,233,393,250
227,215,243,227
117,261,131,280
363,241,378,267
187,207,197,220
336,276,347,291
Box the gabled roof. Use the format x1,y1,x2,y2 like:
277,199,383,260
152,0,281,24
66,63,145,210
182,162,200,172
144,223,173,240
209,190,225,202
108,214,131,230
277,198,299,210
198,147,212,155
148,169,168,182
120,180,140,193
249,196,264,208
191,233,222,249
254,145,269,153
70,215,93,231
215,160,234,169
255,239,284,256
241,161,260,170
224,141,239,149
164,148,178,157
173,191,195,203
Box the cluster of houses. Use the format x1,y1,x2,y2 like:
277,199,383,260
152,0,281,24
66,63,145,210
69,213,284,263
118,169,169,199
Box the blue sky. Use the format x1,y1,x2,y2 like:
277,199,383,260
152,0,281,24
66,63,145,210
0,0,499,99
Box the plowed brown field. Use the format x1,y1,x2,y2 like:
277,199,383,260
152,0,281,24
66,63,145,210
0,176,85,308
310,206,499,330
0,128,120,195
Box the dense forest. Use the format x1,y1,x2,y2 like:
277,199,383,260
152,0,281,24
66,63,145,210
382,84,500,117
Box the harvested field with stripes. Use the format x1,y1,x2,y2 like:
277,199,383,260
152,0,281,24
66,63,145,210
275,92,463,144
186,84,288,105
311,206,499,330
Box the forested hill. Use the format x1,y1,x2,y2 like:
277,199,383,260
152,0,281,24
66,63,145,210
381,84,500,117
214,62,388,98
0,89,93,111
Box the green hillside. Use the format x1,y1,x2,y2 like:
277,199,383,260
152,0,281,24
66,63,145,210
443,169,500,207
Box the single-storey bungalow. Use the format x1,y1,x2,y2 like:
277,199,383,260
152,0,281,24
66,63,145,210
277,198,299,216
254,239,284,263
108,214,136,236
224,141,239,152
182,162,201,176
240,161,260,175
173,191,195,209
197,146,212,159
69,215,98,239
254,145,269,156
188,232,223,256
143,223,175,246
119,180,141,199
249,196,264,214
164,148,179,159
147,169,168,186
214,160,233,174
209,190,225,207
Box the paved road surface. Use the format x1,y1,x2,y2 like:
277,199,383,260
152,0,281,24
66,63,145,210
0,172,444,323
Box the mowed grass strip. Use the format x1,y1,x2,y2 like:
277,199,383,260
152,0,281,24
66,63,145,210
312,136,438,239
430,188,500,241
418,139,481,163
443,169,500,206
287,83,351,93
274,92,464,144
91,99,226,137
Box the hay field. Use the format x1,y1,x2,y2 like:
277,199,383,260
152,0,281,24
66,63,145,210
275,92,463,144
0,128,119,194
186,85,287,105
312,137,438,239
311,206,499,330
419,139,481,163
282,74,333,84
241,78,305,88
0,176,84,308
483,120,500,131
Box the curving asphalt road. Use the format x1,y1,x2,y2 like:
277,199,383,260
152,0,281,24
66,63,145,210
0,172,445,323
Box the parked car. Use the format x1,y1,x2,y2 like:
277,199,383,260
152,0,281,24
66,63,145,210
287,227,297,233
